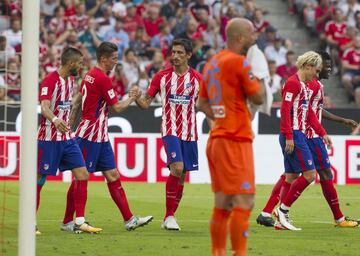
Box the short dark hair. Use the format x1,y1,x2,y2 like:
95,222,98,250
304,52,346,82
171,38,193,54
317,50,331,61
96,42,118,61
286,50,295,56
61,47,83,65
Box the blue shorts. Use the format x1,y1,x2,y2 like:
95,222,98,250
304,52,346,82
76,137,116,173
279,131,315,173
162,135,198,171
306,137,331,170
38,139,86,176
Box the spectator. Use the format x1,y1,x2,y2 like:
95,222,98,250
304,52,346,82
2,18,22,49
150,23,174,58
40,0,60,23
0,74,7,101
220,2,239,41
202,19,224,51
253,8,270,33
264,35,288,67
267,60,282,103
68,2,89,33
78,18,102,61
276,50,297,82
171,6,191,38
4,59,21,101
122,48,139,91
146,50,165,79
143,6,164,37
315,0,334,34
339,0,360,27
111,63,127,99
0,35,16,70
104,18,129,60
62,0,77,17
129,27,149,59
341,35,360,101
190,0,210,21
195,47,216,73
160,0,180,22
123,3,143,41
48,6,70,37
257,25,277,51
96,4,115,37
176,18,198,41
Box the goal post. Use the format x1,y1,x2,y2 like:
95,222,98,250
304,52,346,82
18,1,40,255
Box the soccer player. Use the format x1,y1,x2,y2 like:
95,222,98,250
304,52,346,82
37,47,102,234
273,51,333,230
135,38,202,231
197,18,264,256
63,42,153,231
256,51,359,228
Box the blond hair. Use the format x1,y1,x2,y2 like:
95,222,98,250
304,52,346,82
296,51,322,70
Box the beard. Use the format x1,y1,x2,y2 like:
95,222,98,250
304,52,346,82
70,67,78,76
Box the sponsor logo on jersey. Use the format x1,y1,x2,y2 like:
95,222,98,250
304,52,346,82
169,94,191,104
285,92,293,102
211,105,225,118
108,89,115,99
171,152,176,158
43,164,49,170
41,87,48,96
57,101,71,110
308,159,313,166
84,75,95,84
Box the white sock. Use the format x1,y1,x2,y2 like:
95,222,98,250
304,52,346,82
261,212,272,217
280,203,290,211
75,217,85,225
336,216,345,223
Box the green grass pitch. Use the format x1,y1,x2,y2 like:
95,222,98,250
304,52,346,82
1,182,359,256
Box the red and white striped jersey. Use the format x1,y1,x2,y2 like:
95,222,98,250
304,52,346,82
280,74,326,139
38,71,75,141
305,79,324,138
147,67,201,141
75,67,118,142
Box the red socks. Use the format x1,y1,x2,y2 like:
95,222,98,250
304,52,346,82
320,180,343,220
282,176,310,207
36,184,43,212
262,175,285,214
165,174,180,219
73,180,88,218
107,179,133,221
210,208,230,256
63,180,76,224
173,184,184,214
279,180,291,202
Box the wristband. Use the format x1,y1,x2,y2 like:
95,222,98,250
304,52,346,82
51,116,59,123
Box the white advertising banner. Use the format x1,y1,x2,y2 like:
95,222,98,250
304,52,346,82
1,132,359,184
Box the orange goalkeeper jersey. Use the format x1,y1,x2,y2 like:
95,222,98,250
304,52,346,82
200,49,260,141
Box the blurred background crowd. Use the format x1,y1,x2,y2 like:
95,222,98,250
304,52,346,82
0,0,359,108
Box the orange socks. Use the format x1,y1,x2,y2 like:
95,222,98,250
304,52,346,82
210,207,230,256
229,207,251,256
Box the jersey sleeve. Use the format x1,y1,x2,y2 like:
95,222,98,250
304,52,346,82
238,59,261,96
39,74,56,102
99,76,118,106
147,72,161,97
280,79,300,140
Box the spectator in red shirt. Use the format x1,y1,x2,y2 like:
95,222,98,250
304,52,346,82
143,6,164,37
123,3,143,41
253,8,269,33
276,50,297,83
315,0,334,34
111,63,127,99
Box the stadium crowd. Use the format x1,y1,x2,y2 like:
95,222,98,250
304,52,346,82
287,0,360,106
0,0,299,105
0,0,359,107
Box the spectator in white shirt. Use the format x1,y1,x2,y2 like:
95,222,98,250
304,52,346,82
264,35,288,67
2,18,22,48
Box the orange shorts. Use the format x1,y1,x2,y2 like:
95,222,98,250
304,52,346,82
206,137,255,195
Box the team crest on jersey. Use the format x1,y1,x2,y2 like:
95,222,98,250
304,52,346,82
43,164,49,170
171,152,176,158
241,182,251,190
84,75,95,84
41,87,48,96
285,92,293,102
89,162,93,168
308,160,313,166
